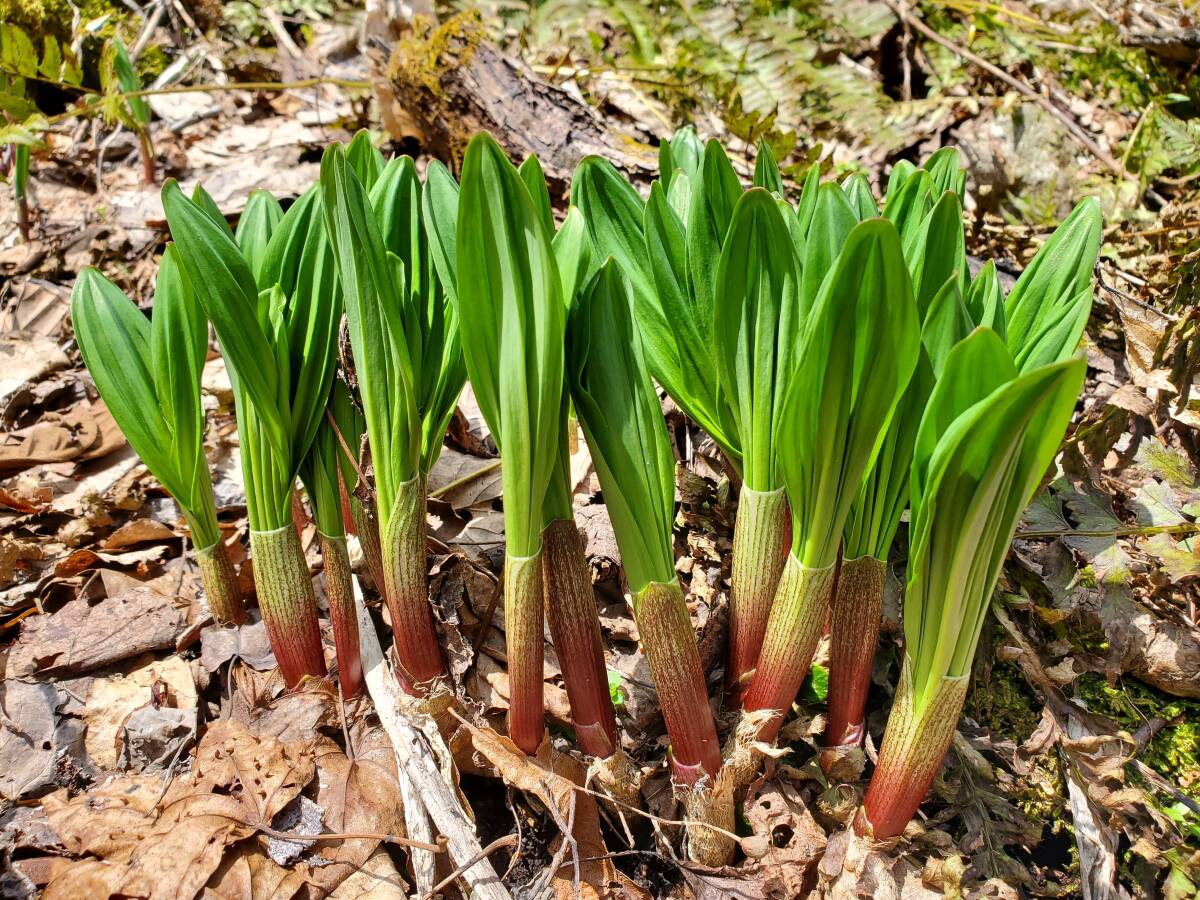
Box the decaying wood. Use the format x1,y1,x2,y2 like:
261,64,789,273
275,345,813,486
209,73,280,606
1122,27,1200,64
353,578,512,900
386,12,656,195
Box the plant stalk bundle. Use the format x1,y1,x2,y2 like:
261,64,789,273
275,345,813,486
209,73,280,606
567,258,728,863
72,249,245,627
320,133,467,696
164,181,340,687
858,333,1086,839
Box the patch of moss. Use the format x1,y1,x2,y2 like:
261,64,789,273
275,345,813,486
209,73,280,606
135,43,168,82
1075,673,1200,792
390,10,485,99
968,659,1043,745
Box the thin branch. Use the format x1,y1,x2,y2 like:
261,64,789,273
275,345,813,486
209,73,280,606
880,0,1165,204
419,835,518,900
1016,522,1200,540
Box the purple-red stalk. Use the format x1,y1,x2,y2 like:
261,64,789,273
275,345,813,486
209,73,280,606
823,554,886,755
542,518,619,758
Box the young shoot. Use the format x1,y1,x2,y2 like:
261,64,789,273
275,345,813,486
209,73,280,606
320,134,466,696
72,249,244,626
163,180,340,687
858,333,1085,839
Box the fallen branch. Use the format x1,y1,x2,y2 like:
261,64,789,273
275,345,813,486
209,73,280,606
353,578,513,900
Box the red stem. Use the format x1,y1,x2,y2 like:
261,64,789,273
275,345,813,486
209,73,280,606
380,475,445,692
250,524,327,687
725,486,790,706
542,518,619,758
824,554,886,752
138,131,155,185
858,662,970,840
505,551,546,754
740,556,837,742
634,579,722,786
321,533,363,698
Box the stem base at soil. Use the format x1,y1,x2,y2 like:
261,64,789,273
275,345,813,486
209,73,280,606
726,486,790,705
195,538,246,626
321,532,363,698
858,659,970,840
824,554,886,754
250,525,327,687
380,474,445,692
634,579,722,785
505,551,546,755
740,556,837,742
542,518,618,759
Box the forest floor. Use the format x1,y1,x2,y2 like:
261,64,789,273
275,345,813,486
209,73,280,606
2,1,1199,898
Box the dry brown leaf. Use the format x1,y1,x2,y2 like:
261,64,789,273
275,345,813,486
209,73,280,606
42,719,316,899
9,580,187,677
82,654,197,770
304,732,407,893
427,446,503,509
101,518,178,550
0,333,69,411
202,843,311,900
327,847,408,898
0,399,124,472
466,722,617,900
741,780,827,898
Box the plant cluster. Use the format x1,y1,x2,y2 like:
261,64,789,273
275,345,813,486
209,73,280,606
72,127,1100,864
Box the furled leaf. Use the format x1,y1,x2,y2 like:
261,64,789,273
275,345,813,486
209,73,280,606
714,189,800,490
567,260,675,592
779,218,920,568
1005,199,1102,371
906,351,1085,695
457,133,565,557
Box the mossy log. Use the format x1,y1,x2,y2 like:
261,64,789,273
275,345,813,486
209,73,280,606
386,12,656,196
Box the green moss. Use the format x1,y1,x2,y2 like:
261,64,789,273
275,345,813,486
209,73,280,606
968,660,1043,744
135,44,168,82
1075,674,1200,791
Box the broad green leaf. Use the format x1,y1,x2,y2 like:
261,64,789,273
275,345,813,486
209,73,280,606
884,169,935,253
659,124,703,190
910,328,1018,515
884,160,918,203
163,180,288,462
71,265,219,547
906,354,1084,700
236,189,283,288
642,181,740,460
572,155,654,308
346,129,385,190
320,145,419,515
714,189,800,491
422,159,460,301
799,183,857,319
924,147,966,201
552,206,594,307
685,140,742,324
567,260,676,592
457,133,565,557
1005,198,1102,371
908,191,966,316
519,155,555,237
191,184,234,238
779,218,920,568
920,277,974,379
